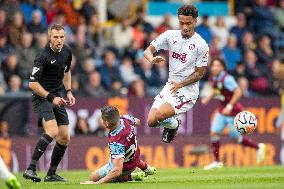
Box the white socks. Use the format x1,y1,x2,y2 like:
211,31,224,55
162,117,179,129
0,156,13,182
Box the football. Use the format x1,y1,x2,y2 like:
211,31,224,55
234,111,257,134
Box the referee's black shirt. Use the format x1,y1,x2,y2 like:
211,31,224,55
29,44,72,97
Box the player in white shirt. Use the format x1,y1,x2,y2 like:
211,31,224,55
144,5,209,143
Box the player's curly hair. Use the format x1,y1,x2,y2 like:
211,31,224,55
178,5,198,18
101,106,120,125
211,58,227,70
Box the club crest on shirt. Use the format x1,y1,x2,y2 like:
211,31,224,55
188,44,195,50
217,82,223,89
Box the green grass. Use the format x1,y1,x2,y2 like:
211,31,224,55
2,166,284,189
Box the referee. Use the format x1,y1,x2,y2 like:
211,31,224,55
23,24,76,182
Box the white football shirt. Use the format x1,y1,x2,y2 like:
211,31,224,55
150,30,209,99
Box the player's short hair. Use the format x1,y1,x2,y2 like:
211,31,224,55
211,58,227,70
48,24,65,33
178,5,198,18
101,106,120,125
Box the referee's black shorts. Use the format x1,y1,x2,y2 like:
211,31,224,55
32,97,69,127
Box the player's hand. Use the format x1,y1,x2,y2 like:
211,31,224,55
222,107,231,115
222,104,233,115
170,81,182,96
80,181,98,184
150,56,165,64
66,92,76,106
201,98,209,105
52,97,67,106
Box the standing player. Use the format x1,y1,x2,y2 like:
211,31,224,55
23,24,76,182
144,5,209,143
0,156,21,189
202,58,266,170
80,106,156,184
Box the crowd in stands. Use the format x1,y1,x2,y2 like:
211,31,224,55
0,0,284,135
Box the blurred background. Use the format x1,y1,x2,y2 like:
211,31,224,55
0,0,284,172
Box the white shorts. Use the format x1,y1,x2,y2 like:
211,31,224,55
151,82,197,115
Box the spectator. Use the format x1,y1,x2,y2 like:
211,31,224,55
34,32,48,53
209,35,222,59
249,0,277,37
80,0,97,23
75,110,90,135
269,58,284,94
119,56,145,98
8,11,26,48
53,11,74,43
112,17,133,51
0,9,8,37
20,0,47,27
0,34,13,64
6,74,22,94
83,71,109,97
79,57,96,84
84,71,109,98
132,22,145,49
1,53,23,83
137,60,162,97
232,62,246,79
71,24,93,64
240,31,257,53
155,13,173,35
125,39,144,61
0,83,5,96
27,9,46,36
272,0,284,31
255,35,274,66
134,8,154,34
196,15,212,44
98,51,123,92
238,76,254,97
87,109,108,136
222,35,242,72
243,49,269,94
71,76,84,97
211,16,229,49
16,32,36,79
87,14,102,46
0,121,9,138
1,0,21,23
230,13,248,45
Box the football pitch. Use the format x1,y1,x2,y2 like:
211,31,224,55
3,166,284,189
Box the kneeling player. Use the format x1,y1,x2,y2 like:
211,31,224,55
202,58,266,170
81,106,156,184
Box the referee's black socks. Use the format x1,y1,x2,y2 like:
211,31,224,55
47,142,67,176
28,133,53,171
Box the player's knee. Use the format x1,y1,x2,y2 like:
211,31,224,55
147,117,156,127
156,111,167,122
57,133,70,145
45,127,58,139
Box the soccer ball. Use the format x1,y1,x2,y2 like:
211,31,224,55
234,111,257,134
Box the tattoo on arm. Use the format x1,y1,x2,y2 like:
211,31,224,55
180,66,207,87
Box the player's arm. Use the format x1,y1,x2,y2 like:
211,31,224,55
96,158,124,184
222,76,242,115
170,66,207,95
222,86,242,115
144,45,165,64
29,55,66,105
144,31,169,64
